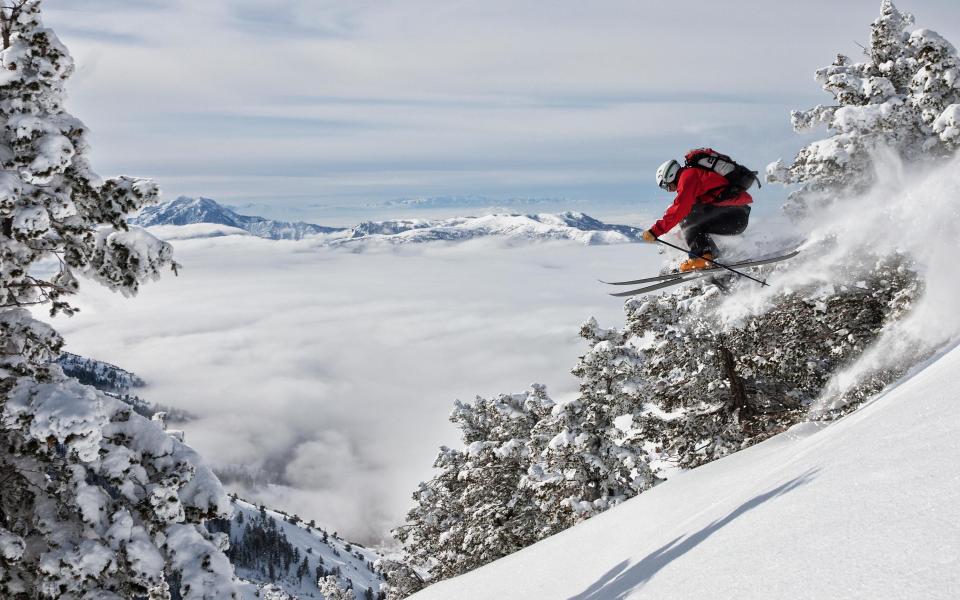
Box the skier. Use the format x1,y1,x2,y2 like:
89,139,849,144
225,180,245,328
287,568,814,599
641,153,753,272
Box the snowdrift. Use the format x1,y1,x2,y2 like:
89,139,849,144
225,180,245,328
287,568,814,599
410,344,960,599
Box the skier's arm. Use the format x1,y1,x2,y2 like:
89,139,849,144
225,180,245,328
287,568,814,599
650,173,698,237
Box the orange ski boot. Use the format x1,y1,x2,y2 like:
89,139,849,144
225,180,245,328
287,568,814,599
678,253,716,273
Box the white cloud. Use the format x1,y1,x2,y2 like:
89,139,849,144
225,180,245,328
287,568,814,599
45,233,668,543
42,0,960,206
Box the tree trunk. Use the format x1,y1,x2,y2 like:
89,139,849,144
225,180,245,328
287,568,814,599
718,340,750,417
1,3,26,51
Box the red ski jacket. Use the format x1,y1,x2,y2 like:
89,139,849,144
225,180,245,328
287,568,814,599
650,167,752,237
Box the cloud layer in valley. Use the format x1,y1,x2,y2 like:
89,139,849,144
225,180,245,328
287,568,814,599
45,234,667,543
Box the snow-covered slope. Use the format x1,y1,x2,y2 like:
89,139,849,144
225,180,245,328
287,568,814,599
56,352,194,422
57,351,144,393
217,498,385,599
131,197,345,240
410,345,960,599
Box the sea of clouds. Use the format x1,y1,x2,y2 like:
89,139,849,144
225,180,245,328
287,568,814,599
46,233,666,544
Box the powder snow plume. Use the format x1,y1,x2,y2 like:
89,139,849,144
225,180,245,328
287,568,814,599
715,151,960,413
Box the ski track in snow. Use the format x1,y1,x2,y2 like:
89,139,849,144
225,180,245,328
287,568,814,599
411,343,960,599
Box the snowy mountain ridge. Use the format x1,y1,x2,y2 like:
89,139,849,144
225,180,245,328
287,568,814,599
57,351,145,393
136,197,645,246
131,196,345,240
337,211,644,245
214,498,385,599
56,352,195,423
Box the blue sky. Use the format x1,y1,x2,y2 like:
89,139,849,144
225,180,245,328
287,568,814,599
43,0,960,216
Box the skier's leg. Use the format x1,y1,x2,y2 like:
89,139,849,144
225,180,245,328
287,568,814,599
680,205,720,257
689,232,720,257
705,205,751,236
682,205,751,256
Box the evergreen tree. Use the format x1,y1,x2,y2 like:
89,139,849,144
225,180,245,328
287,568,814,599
0,2,234,598
524,320,656,531
297,556,309,582
393,385,552,582
911,27,960,152
319,575,356,600
374,558,424,600
767,0,960,216
618,288,749,471
0,2,174,315
616,254,920,471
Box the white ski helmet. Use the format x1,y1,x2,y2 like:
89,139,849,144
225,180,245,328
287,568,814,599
655,159,681,190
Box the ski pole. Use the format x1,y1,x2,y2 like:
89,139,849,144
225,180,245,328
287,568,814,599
653,236,769,287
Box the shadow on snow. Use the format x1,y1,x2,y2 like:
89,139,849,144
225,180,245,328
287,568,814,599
568,469,818,600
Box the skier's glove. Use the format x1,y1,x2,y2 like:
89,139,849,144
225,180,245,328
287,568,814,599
641,230,657,243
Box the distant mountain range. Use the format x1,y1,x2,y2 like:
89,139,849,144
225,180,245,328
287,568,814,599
132,197,644,246
373,195,568,209
340,212,644,245
230,195,573,213
131,197,345,240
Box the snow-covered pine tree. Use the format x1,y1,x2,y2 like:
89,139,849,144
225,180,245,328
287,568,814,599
392,385,552,586
319,575,356,600
767,0,960,216
911,28,960,149
0,1,173,316
375,558,423,600
615,287,754,472
616,252,921,470
0,2,237,598
252,584,295,600
523,319,656,532
392,446,466,582
452,386,554,562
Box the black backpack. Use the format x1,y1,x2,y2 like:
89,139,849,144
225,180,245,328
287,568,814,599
684,148,760,201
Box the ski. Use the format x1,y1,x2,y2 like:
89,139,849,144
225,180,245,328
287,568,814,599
607,250,800,298
600,251,801,286
608,275,698,297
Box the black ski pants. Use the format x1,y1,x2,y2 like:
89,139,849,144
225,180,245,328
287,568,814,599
680,204,751,257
